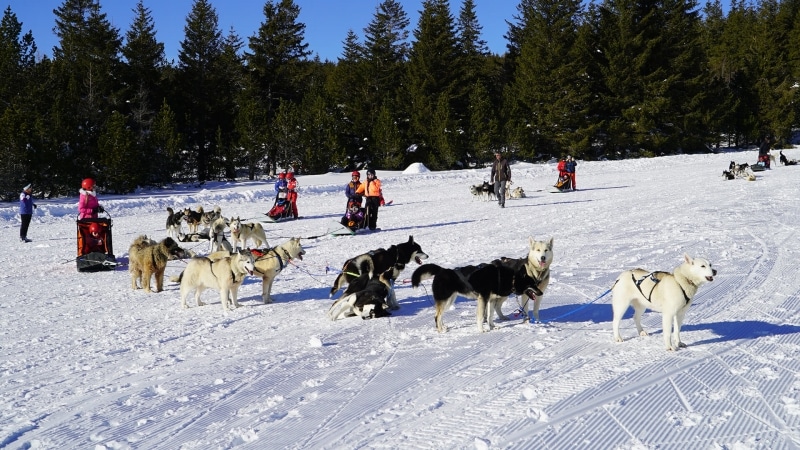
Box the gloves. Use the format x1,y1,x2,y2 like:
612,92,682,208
97,205,105,213
33,204,37,209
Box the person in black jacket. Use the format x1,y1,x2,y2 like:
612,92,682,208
490,152,511,208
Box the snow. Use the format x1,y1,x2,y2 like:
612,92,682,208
3,149,800,449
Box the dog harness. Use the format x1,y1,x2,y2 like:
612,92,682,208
252,247,291,276
632,271,691,304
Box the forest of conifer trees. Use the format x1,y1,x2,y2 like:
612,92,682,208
0,0,796,198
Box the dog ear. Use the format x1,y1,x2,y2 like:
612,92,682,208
684,253,692,264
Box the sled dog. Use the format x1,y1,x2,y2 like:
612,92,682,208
411,262,540,333
328,268,395,320
183,206,204,234
213,237,306,304
492,237,554,322
611,253,716,351
329,235,429,309
510,186,526,199
229,217,269,250
780,151,798,166
165,207,185,240
173,250,255,312
129,235,189,293
201,206,222,230
208,216,231,253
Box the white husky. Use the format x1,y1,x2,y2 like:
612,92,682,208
229,217,269,250
173,250,255,313
611,253,716,351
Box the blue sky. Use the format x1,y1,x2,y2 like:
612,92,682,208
3,0,521,62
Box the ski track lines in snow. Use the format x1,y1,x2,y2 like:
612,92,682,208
4,151,800,449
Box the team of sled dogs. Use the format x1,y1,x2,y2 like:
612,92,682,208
137,197,717,351
469,181,525,201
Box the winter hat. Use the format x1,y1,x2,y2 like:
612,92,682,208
23,183,32,191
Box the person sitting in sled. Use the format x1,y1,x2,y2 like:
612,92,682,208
266,173,293,220
286,171,299,219
78,178,104,219
86,222,107,253
340,200,366,231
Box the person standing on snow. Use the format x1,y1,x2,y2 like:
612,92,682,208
19,183,37,243
355,168,382,230
78,178,103,219
565,155,577,190
491,151,511,208
286,171,299,219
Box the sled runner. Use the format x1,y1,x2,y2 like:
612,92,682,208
76,216,117,272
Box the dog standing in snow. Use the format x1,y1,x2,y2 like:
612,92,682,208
611,253,716,351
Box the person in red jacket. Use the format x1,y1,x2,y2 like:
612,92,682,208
286,171,299,219
355,168,382,230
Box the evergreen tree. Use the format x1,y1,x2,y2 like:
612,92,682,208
0,6,38,197
175,0,224,181
353,0,410,168
505,0,588,159
98,111,138,193
246,0,311,174
151,99,184,183
51,0,123,186
121,0,168,186
405,0,463,169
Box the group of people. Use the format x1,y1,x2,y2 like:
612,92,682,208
341,168,384,231
19,177,106,244
268,171,299,220
556,156,578,191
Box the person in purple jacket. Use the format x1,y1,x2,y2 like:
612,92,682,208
19,183,37,243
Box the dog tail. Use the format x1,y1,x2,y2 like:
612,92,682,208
353,254,374,278
170,271,184,283
411,263,443,288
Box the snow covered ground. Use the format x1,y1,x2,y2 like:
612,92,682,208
2,149,800,449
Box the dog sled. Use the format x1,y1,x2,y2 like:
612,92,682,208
76,216,117,272
264,190,295,222
550,174,573,193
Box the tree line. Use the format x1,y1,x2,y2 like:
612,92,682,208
0,0,795,199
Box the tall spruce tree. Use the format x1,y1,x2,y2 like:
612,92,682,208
405,0,463,168
121,0,167,187
246,0,311,174
456,0,501,165
505,0,589,159
175,0,225,181
0,6,38,197
361,0,410,168
52,0,123,186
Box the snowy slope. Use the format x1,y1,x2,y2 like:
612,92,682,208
1,149,800,449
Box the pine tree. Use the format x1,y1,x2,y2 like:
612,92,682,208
51,0,123,186
0,6,38,197
175,0,224,181
405,0,463,169
245,0,311,174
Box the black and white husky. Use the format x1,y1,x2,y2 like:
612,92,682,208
329,235,429,309
328,268,395,320
166,207,184,240
411,262,540,333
